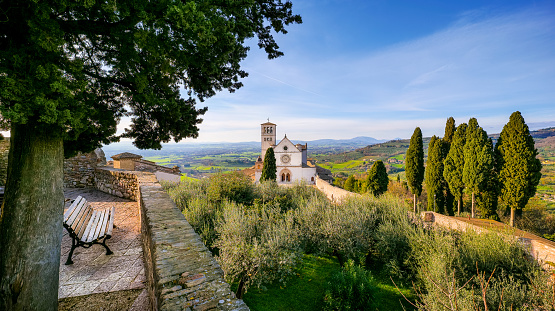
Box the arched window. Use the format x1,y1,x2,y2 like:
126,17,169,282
286,173,291,182
281,173,286,182
311,177,315,182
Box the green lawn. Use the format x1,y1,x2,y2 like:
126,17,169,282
241,254,415,311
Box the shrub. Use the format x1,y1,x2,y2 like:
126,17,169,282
207,171,255,205
323,260,375,311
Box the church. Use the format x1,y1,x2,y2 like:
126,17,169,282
253,121,318,185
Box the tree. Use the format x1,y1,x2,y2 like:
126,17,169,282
260,147,277,182
406,127,425,213
463,118,492,218
344,175,356,192
444,123,468,215
476,138,500,220
0,1,301,309
442,117,456,215
425,136,445,213
495,111,542,226
366,160,388,196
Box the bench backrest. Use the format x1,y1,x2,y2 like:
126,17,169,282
64,196,114,242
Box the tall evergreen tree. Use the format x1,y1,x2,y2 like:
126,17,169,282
260,147,277,182
495,111,542,226
444,123,467,215
344,175,356,192
463,118,491,218
366,160,389,196
442,117,456,215
426,136,445,213
406,127,425,213
0,1,302,308
476,138,500,220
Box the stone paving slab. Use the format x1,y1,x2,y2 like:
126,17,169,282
59,188,147,306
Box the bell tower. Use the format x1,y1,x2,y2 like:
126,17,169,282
261,121,276,159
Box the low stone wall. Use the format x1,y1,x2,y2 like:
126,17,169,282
64,151,101,188
315,176,358,202
423,212,555,268
135,159,181,175
92,167,247,310
94,167,139,201
137,174,248,311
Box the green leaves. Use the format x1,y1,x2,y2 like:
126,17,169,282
366,160,388,196
426,136,445,213
406,127,424,196
261,147,277,182
496,111,542,213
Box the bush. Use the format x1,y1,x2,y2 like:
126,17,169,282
207,171,255,205
323,260,375,311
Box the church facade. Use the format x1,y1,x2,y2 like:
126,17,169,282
254,121,317,185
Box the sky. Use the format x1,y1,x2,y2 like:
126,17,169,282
131,0,555,144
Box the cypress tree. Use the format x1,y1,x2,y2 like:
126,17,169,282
476,138,500,220
260,147,277,182
463,118,491,218
443,117,456,215
344,175,356,192
406,127,425,213
495,111,542,226
426,136,445,213
444,123,467,215
366,160,389,196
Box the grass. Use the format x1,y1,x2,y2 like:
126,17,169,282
240,254,415,311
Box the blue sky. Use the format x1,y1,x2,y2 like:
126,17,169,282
139,0,555,143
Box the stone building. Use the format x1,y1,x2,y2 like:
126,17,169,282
254,121,318,185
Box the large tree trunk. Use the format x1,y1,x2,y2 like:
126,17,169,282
510,208,515,227
413,194,417,214
0,124,64,310
471,192,475,218
457,198,462,216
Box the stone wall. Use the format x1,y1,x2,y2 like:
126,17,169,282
94,167,139,201
135,159,181,175
423,211,555,269
64,150,105,188
0,140,9,186
91,168,248,310
314,176,358,203
137,174,248,311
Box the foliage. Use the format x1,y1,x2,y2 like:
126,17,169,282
260,147,277,182
442,117,456,215
215,202,302,298
406,127,425,197
323,260,375,311
343,175,356,192
207,171,255,205
444,123,467,214
463,118,494,216
443,117,456,146
366,160,389,196
425,136,445,213
496,111,542,224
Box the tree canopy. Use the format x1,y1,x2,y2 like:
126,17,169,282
495,111,541,226
444,123,467,215
366,160,388,196
406,127,424,212
425,136,445,213
260,147,277,182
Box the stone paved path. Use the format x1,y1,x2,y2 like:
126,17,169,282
59,188,148,309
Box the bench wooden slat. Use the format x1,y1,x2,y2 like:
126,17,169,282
97,209,110,239
82,210,99,243
66,198,87,228
64,196,84,220
106,206,115,237
76,208,93,240
89,209,107,243
73,205,91,235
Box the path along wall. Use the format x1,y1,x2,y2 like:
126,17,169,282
94,167,248,311
314,176,359,203
423,211,555,269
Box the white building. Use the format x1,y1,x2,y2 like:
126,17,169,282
254,121,317,185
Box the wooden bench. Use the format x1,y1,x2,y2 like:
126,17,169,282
63,196,115,265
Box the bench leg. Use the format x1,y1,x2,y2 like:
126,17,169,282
100,236,113,255
65,236,78,265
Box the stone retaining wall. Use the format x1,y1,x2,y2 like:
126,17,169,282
94,167,139,201
64,151,102,188
92,168,248,310
423,211,555,268
314,176,358,202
